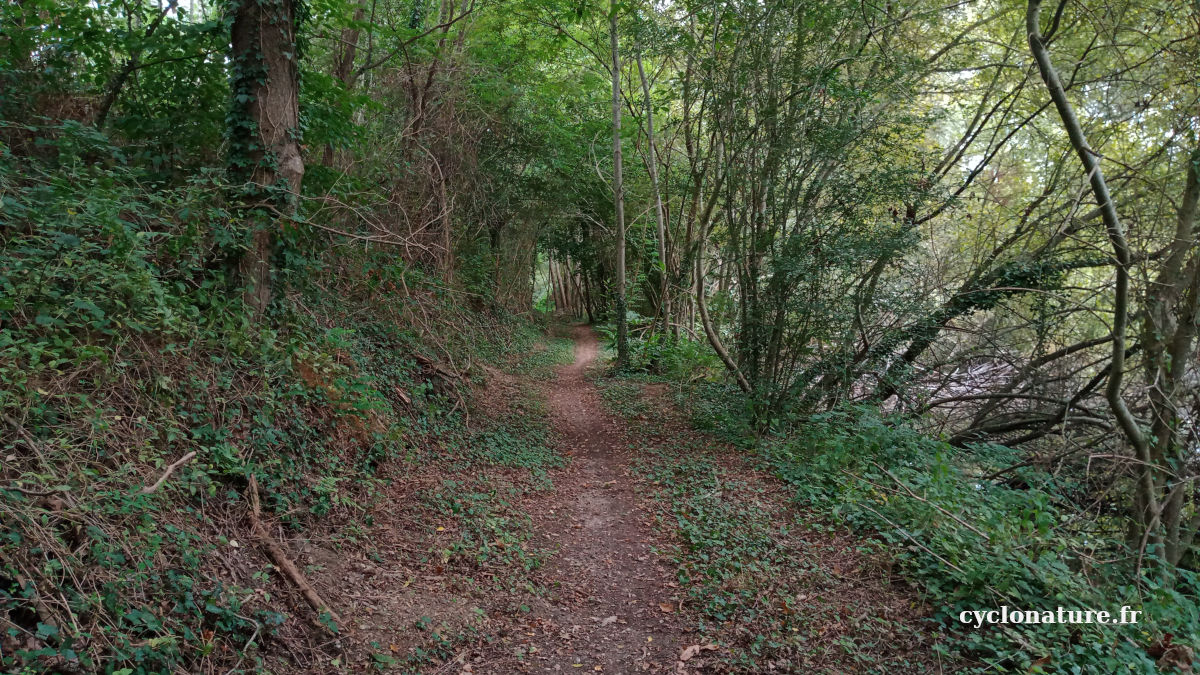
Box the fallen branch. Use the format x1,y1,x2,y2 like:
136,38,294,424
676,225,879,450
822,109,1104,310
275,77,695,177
248,475,342,630
413,352,469,423
2,484,71,497
139,451,197,494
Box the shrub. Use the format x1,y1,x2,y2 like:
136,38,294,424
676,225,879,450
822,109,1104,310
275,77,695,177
763,408,1200,673
0,124,554,672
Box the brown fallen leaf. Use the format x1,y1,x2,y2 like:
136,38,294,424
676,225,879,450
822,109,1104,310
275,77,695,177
678,644,718,662
1026,656,1051,672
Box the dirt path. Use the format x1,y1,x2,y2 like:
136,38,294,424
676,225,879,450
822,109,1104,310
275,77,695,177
511,325,693,672
300,325,938,673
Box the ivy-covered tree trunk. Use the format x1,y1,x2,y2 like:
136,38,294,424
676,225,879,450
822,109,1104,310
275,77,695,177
228,0,305,318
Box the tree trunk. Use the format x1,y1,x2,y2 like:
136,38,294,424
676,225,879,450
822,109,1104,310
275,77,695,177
95,0,178,129
570,262,586,320
696,239,752,393
1145,150,1200,564
1027,0,1159,561
610,1,628,369
582,272,596,324
228,0,305,318
635,43,669,337
322,0,366,166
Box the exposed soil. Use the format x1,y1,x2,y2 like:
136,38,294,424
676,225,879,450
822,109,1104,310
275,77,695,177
492,324,696,672
283,326,941,673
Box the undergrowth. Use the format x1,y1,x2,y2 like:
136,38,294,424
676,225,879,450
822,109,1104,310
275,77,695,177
425,377,571,589
0,126,560,673
764,408,1200,674
504,336,573,381
597,333,1200,673
594,377,936,673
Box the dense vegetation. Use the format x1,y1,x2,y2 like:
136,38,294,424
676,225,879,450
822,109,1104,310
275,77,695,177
1,0,1198,672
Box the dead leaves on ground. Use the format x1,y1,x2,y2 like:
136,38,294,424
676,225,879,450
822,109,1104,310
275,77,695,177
675,643,719,673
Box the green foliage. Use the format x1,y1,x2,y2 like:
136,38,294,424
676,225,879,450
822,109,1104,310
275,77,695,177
0,126,558,670
636,446,788,624
420,370,566,592
6,0,1196,670
600,379,936,672
687,386,759,443
440,383,566,472
626,333,721,380
592,378,644,414
0,136,335,669
428,480,548,578
397,620,486,672
764,408,1200,673
500,335,575,381
464,425,559,471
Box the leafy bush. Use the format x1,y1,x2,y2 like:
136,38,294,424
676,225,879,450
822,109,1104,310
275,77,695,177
0,125,556,672
626,332,721,380
675,380,759,445
763,408,1200,673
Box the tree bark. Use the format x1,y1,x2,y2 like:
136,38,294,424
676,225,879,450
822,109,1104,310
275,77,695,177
228,0,305,318
1148,150,1199,564
696,240,752,393
322,0,367,166
635,43,669,337
1027,0,1159,559
610,1,628,368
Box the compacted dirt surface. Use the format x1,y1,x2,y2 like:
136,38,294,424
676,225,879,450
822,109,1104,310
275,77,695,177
515,325,694,672
286,325,942,673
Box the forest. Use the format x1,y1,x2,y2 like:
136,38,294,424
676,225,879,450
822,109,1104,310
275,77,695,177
1,0,1198,671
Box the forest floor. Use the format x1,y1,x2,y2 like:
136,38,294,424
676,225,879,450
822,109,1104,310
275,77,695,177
293,326,947,673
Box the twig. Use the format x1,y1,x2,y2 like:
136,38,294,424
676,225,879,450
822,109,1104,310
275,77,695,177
223,612,262,675
2,484,71,497
248,475,342,630
863,464,991,541
858,503,964,574
139,451,197,494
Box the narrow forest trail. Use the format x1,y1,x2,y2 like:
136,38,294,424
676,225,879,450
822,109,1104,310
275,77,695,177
508,324,695,672
307,326,940,673
480,325,941,674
